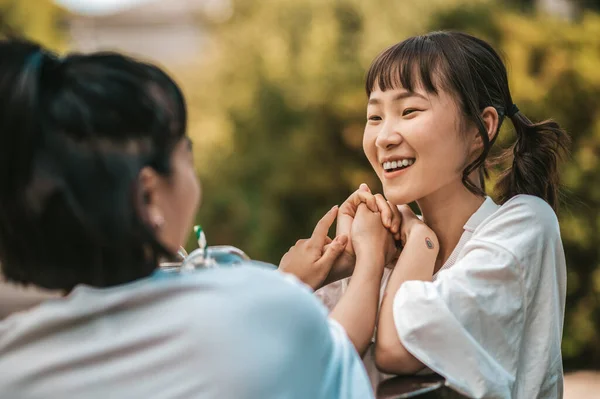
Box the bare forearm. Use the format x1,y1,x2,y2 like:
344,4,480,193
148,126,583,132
376,227,438,374
330,254,384,356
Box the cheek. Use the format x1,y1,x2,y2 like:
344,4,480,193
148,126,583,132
362,129,380,172
417,120,466,171
179,165,201,219
165,164,200,248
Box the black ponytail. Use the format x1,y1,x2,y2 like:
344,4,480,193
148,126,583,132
495,111,570,212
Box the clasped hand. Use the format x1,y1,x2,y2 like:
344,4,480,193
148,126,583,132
279,184,404,290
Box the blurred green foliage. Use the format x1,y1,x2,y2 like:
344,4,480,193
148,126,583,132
188,0,600,369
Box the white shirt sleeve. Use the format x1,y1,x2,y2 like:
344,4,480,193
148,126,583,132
393,239,526,398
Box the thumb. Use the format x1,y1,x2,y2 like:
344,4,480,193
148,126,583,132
316,235,348,268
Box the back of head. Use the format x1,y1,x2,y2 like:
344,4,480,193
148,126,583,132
0,39,187,290
366,31,570,211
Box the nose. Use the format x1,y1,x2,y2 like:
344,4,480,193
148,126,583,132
375,121,403,150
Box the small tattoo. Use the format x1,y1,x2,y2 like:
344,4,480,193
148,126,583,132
425,237,434,249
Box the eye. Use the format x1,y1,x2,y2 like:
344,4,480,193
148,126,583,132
402,108,419,116
368,115,382,122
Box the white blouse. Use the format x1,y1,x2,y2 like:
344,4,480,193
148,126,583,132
316,195,567,398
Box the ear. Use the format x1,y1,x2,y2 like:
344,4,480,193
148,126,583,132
138,166,165,229
470,106,500,154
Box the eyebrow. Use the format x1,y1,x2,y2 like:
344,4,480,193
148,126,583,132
368,91,427,105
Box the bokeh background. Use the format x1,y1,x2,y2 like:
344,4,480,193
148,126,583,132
1,0,598,385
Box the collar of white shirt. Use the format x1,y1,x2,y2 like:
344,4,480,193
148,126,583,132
433,196,500,278
463,196,501,233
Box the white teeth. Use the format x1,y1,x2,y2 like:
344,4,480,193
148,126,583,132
382,158,415,171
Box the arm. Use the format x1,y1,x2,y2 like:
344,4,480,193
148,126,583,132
375,223,437,374
371,203,530,398
329,252,384,356
329,204,392,356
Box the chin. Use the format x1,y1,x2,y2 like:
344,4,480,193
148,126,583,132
382,186,420,206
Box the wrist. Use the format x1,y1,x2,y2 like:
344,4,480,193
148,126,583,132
353,249,385,279
353,239,385,263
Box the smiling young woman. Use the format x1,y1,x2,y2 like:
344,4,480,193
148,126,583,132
310,31,570,398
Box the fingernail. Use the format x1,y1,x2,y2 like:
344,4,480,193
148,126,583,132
331,205,338,211
336,235,348,245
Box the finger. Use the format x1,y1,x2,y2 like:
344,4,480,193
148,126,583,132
310,205,339,246
340,186,378,218
374,194,393,228
350,191,378,213
324,236,333,245
388,200,402,234
315,235,348,269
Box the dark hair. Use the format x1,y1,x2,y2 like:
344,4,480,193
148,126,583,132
0,39,187,290
365,31,570,211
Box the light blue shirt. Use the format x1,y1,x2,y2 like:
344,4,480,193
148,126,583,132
0,265,373,398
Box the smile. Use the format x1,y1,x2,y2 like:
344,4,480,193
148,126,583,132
382,158,415,173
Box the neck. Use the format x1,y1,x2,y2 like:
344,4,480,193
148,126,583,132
416,182,485,272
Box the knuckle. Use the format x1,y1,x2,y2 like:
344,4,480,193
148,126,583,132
307,241,320,251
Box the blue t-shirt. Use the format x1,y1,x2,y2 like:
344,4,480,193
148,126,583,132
0,265,373,398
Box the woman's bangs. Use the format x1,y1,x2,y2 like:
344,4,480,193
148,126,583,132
365,36,447,96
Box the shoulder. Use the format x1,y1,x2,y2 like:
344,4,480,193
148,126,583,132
497,195,558,229
179,268,344,378
174,266,330,332
464,195,563,280
474,194,560,244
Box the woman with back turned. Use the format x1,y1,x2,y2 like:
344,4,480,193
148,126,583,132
0,39,376,398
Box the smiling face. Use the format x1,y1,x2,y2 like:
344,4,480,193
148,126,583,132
363,82,473,205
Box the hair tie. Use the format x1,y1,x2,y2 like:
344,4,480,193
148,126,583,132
507,103,519,117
